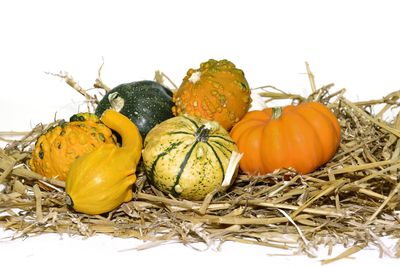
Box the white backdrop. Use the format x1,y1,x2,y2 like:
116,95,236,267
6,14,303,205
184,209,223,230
1,0,400,266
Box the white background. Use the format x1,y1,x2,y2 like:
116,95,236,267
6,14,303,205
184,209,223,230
1,0,400,266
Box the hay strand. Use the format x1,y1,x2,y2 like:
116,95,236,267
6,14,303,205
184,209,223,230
321,243,367,265
1,68,400,261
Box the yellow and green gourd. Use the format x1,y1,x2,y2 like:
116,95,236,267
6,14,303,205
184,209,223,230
142,115,239,201
173,59,252,130
66,109,142,215
29,113,117,181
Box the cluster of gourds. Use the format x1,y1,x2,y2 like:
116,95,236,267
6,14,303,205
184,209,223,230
29,59,341,215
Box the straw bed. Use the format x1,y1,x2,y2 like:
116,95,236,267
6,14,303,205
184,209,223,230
1,70,400,263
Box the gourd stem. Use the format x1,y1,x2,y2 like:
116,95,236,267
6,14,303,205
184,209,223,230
195,124,211,142
65,194,73,207
101,109,142,150
272,107,283,120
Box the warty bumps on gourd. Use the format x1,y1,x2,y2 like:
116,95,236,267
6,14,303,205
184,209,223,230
29,113,117,181
173,59,252,130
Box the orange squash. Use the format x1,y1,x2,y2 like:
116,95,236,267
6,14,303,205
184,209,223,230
173,59,251,130
29,113,117,181
230,102,341,175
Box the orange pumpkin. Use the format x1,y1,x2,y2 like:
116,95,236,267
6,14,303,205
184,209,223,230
230,102,341,175
173,59,251,130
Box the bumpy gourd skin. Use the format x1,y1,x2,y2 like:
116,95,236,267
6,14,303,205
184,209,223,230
29,113,117,181
65,110,142,215
173,59,252,130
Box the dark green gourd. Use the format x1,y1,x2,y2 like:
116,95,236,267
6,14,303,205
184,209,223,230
95,81,174,139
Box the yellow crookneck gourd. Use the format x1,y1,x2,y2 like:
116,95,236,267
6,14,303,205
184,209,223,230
65,109,142,215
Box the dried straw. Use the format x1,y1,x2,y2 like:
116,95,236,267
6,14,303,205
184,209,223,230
1,65,400,263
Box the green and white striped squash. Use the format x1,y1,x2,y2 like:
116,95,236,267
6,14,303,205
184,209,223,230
142,115,240,201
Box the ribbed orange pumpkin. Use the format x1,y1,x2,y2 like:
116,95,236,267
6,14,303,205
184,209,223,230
173,59,251,130
230,102,341,175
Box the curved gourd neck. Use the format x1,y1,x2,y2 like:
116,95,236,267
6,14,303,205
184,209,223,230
100,109,142,150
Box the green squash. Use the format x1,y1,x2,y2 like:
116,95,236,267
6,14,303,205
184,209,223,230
95,80,174,139
142,115,240,201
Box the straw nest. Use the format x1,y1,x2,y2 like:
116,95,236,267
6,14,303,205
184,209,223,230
1,66,400,263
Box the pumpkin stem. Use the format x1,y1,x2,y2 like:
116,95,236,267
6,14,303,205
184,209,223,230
195,124,211,142
272,107,283,120
108,92,125,112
